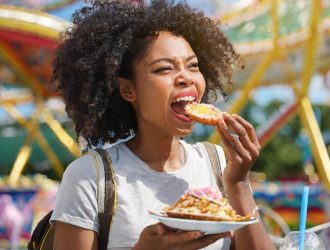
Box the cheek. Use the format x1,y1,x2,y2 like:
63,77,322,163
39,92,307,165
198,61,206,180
138,80,167,100
136,81,168,111
140,75,171,98
197,74,206,97
201,79,206,92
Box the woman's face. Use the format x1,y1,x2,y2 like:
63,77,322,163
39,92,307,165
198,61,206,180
125,31,206,138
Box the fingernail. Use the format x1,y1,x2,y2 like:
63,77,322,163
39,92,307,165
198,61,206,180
218,120,227,130
193,232,203,238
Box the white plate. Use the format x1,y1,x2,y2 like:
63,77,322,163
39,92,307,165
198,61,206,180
148,210,258,234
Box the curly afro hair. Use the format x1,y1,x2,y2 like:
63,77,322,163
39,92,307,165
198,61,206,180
53,0,239,144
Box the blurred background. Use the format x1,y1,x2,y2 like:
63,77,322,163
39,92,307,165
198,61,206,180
0,0,329,249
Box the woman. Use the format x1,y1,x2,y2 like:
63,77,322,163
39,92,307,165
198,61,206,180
50,1,275,249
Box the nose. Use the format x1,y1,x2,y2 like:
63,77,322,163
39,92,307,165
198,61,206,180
175,70,195,87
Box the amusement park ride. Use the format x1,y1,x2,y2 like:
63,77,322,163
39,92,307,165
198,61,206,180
0,0,329,191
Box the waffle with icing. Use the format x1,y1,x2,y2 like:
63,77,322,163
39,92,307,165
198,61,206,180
185,103,222,126
163,187,253,222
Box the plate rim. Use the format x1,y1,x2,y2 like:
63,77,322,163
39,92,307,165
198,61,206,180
148,210,259,225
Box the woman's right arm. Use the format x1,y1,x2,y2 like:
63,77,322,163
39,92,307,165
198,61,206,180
54,221,98,250
51,154,100,249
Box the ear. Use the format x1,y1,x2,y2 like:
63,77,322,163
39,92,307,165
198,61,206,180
117,77,136,102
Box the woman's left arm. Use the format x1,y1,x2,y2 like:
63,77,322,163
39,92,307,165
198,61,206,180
217,113,275,250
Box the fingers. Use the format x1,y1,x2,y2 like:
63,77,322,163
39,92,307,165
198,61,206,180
223,113,259,161
218,115,249,163
145,223,167,236
218,113,260,163
217,128,238,162
232,114,261,150
138,224,203,250
165,230,203,246
146,224,230,250
216,115,227,130
181,232,231,250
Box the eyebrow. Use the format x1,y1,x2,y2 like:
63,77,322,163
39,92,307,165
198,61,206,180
148,55,197,67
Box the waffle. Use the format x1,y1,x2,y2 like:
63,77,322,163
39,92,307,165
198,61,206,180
185,103,222,126
164,192,253,222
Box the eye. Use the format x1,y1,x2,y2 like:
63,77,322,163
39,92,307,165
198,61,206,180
154,66,172,73
189,62,199,70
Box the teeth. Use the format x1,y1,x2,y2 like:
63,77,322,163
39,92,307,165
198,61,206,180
172,96,195,103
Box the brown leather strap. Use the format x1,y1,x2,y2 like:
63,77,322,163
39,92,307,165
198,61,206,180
95,149,115,250
201,141,228,198
96,149,114,213
98,212,112,250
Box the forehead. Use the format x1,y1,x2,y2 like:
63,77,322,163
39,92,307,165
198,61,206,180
142,31,195,62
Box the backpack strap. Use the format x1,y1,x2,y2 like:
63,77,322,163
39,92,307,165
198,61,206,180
95,148,116,250
27,210,54,250
88,148,116,250
201,141,228,198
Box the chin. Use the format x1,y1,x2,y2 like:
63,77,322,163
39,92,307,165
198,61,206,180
176,127,193,137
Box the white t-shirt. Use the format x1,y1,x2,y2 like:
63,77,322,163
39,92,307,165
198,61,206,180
50,140,231,249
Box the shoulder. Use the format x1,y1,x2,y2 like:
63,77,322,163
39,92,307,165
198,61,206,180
65,146,119,175
51,153,100,232
63,153,97,179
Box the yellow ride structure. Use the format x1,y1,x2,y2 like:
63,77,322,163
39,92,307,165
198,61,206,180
0,5,80,185
0,0,329,191
209,0,330,191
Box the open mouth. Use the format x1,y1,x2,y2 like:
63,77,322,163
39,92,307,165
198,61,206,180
170,95,196,121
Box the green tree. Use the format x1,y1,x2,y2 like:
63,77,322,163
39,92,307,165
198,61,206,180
188,99,330,180
241,100,304,179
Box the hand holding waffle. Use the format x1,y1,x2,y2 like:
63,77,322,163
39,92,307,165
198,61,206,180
185,102,260,183
217,113,261,184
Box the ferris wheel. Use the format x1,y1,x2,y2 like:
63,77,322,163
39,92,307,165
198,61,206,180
0,0,329,191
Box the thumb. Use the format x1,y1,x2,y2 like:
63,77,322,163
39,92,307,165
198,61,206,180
146,223,166,236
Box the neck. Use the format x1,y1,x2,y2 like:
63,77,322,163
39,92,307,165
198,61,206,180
125,131,185,172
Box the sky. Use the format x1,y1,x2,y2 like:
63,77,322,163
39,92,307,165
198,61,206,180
254,75,330,106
